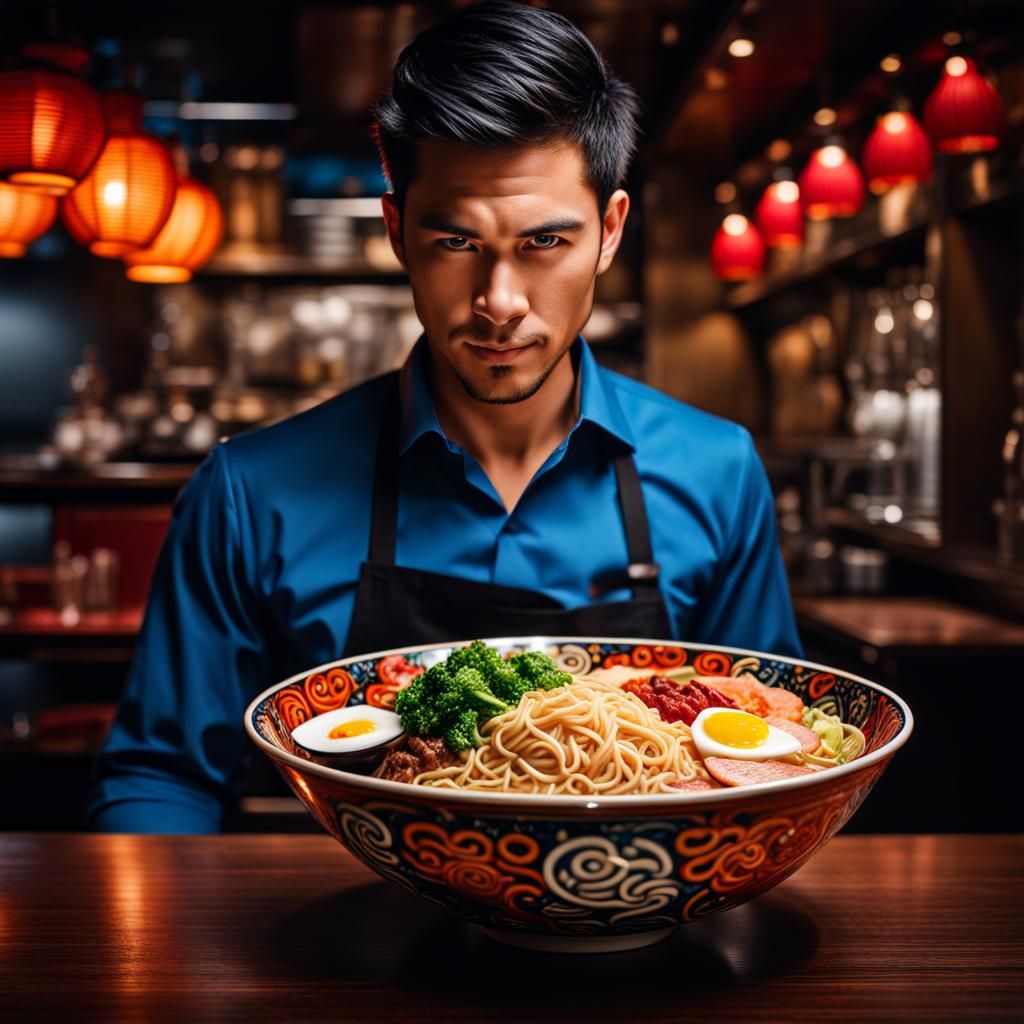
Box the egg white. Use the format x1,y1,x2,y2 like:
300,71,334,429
690,707,801,762
291,705,404,754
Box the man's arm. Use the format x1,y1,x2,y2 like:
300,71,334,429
690,431,803,659
86,443,266,833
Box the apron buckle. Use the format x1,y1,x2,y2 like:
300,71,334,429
589,562,660,599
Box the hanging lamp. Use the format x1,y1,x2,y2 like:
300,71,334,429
60,91,176,257
798,144,864,220
123,153,224,282
755,180,803,247
0,41,106,195
711,213,765,280
924,56,1005,153
862,111,932,193
0,181,58,257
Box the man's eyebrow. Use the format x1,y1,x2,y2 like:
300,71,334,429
416,214,586,239
418,215,483,238
515,218,586,237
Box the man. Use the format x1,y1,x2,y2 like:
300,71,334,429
88,1,801,833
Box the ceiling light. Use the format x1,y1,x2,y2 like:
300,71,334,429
924,56,1005,153
711,214,765,280
714,181,737,204
728,38,755,58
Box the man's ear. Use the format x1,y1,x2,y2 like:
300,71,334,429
381,193,407,269
596,188,630,275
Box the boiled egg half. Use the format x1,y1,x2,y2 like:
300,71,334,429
691,707,801,761
291,705,404,757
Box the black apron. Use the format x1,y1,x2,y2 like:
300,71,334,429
343,374,671,657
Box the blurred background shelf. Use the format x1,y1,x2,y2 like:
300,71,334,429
0,458,194,505
727,221,930,310
0,607,142,660
200,252,407,282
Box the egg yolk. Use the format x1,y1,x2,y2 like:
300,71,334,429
328,719,378,740
703,711,770,748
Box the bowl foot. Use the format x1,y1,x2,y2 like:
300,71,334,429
481,925,676,954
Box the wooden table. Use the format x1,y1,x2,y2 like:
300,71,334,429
794,596,1024,656
1,834,1021,1023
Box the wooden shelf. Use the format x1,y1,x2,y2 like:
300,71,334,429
200,251,406,281
947,172,1024,219
725,172,1024,313
794,595,1024,655
0,459,194,504
727,220,928,310
823,507,1024,622
0,607,142,659
824,507,940,552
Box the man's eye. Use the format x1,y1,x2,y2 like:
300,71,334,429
530,235,562,249
440,236,472,250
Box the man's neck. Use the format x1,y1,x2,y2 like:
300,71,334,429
428,347,580,511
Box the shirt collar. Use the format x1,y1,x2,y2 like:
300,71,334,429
398,334,636,455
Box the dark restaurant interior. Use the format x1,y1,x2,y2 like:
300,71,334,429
2,2,1023,1020
0,0,1022,840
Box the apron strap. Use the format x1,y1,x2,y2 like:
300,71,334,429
368,373,659,593
606,453,661,592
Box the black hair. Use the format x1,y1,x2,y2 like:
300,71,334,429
373,0,642,213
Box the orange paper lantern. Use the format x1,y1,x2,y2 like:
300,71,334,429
0,181,58,257
711,214,765,281
60,92,176,258
798,145,864,220
0,55,106,195
755,180,804,247
862,112,932,193
124,176,224,282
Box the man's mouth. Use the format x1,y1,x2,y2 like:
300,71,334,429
464,342,538,364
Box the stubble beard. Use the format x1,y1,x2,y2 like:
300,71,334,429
452,356,561,405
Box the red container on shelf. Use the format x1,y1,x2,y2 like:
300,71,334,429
52,506,171,611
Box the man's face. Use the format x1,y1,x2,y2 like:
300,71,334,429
382,140,628,404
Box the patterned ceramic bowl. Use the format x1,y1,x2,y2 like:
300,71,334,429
245,637,912,954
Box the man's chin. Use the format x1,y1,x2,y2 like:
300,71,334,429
456,365,551,405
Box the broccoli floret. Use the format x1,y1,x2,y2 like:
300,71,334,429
393,655,510,746
488,664,534,705
508,650,563,684
447,640,503,676
395,664,457,735
451,666,509,719
535,668,573,691
393,642,570,750
444,707,485,752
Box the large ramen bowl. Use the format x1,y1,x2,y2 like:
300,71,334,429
245,638,912,954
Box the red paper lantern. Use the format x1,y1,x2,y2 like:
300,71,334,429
711,214,765,281
755,180,803,247
924,56,1005,154
798,145,864,220
61,92,176,258
862,112,932,193
0,181,58,257
124,176,224,282
0,55,106,195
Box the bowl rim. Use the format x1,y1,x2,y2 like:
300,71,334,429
244,635,914,811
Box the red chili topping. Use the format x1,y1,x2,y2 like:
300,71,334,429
622,675,739,725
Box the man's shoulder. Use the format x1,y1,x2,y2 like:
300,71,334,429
598,366,752,457
220,371,394,480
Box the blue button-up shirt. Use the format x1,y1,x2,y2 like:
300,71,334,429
87,336,801,832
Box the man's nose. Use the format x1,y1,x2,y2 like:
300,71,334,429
471,256,530,325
